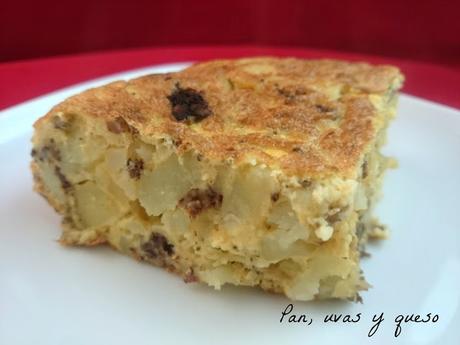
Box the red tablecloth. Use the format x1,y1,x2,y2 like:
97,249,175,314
1,46,459,111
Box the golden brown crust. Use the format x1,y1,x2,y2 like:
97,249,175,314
35,57,403,179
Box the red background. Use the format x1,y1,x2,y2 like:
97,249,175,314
1,0,460,66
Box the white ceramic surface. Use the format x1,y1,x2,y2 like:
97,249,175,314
1,63,459,345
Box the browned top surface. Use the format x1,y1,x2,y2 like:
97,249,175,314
39,57,403,179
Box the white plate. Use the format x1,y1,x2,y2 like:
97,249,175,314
1,63,459,345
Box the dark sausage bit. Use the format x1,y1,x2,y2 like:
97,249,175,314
315,104,335,113
356,222,365,240
276,86,309,104
54,166,72,191
183,268,199,283
167,84,212,123
271,192,280,202
43,140,61,162
52,114,73,131
362,160,368,179
33,139,61,162
300,179,312,188
126,158,144,179
326,207,347,225
141,232,174,259
179,187,223,218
